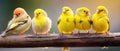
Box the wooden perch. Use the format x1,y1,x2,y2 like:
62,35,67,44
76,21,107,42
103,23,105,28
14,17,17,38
0,33,120,48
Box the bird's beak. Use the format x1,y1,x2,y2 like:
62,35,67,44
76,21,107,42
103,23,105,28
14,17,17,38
16,14,18,17
14,15,17,18
35,14,38,17
15,14,19,17
14,14,19,18
97,10,102,14
86,12,88,16
63,10,66,14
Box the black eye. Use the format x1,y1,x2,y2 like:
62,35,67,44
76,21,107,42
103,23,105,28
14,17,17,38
38,13,40,14
100,10,104,11
84,10,86,12
18,13,20,15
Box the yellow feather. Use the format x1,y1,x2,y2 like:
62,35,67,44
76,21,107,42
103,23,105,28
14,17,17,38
34,15,46,30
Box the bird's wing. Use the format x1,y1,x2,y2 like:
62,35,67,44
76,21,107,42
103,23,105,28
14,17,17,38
108,21,110,31
89,20,93,24
7,20,13,28
74,18,76,24
57,18,61,25
6,20,28,32
6,16,29,32
103,16,110,31
106,17,110,31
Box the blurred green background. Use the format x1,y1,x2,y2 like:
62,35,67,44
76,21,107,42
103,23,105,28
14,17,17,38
0,0,120,51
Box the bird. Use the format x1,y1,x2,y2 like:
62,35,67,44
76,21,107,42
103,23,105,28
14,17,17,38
57,6,75,51
57,6,75,36
0,7,32,37
75,7,91,36
92,6,110,36
32,9,52,36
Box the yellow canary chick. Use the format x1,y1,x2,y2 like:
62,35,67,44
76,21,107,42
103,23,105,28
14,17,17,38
32,9,52,35
0,7,32,37
57,6,75,35
75,7,91,36
92,6,110,35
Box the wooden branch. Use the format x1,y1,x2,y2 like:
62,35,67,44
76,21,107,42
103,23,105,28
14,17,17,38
0,33,120,48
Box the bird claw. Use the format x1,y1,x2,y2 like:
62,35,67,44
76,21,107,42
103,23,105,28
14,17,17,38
58,36,63,39
105,32,110,36
87,33,90,36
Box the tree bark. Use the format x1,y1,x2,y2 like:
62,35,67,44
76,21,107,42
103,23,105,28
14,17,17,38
0,33,120,48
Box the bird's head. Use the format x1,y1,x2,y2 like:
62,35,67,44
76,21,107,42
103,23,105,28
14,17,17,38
62,6,73,15
34,9,47,17
97,6,108,14
76,7,90,16
13,7,25,18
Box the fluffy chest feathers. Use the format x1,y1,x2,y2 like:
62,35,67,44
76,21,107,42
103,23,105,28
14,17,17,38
75,15,91,31
34,16,47,30
75,15,90,22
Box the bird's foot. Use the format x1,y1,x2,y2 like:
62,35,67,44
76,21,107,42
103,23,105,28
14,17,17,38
87,31,90,36
34,33,39,38
105,32,110,36
58,33,63,39
95,32,98,36
78,31,80,37
46,32,50,37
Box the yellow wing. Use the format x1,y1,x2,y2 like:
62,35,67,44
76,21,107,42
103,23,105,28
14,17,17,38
104,16,110,31
57,18,61,25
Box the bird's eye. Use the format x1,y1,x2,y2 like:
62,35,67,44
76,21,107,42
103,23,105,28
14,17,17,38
18,13,20,14
84,10,86,12
38,13,41,14
17,13,20,15
100,10,104,11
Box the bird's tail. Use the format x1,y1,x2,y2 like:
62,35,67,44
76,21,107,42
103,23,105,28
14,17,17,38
62,47,70,51
0,31,6,37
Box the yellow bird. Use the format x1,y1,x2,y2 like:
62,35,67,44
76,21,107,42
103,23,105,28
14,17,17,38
0,7,32,37
57,6,75,35
57,6,74,51
92,6,110,35
32,9,52,35
75,7,91,36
